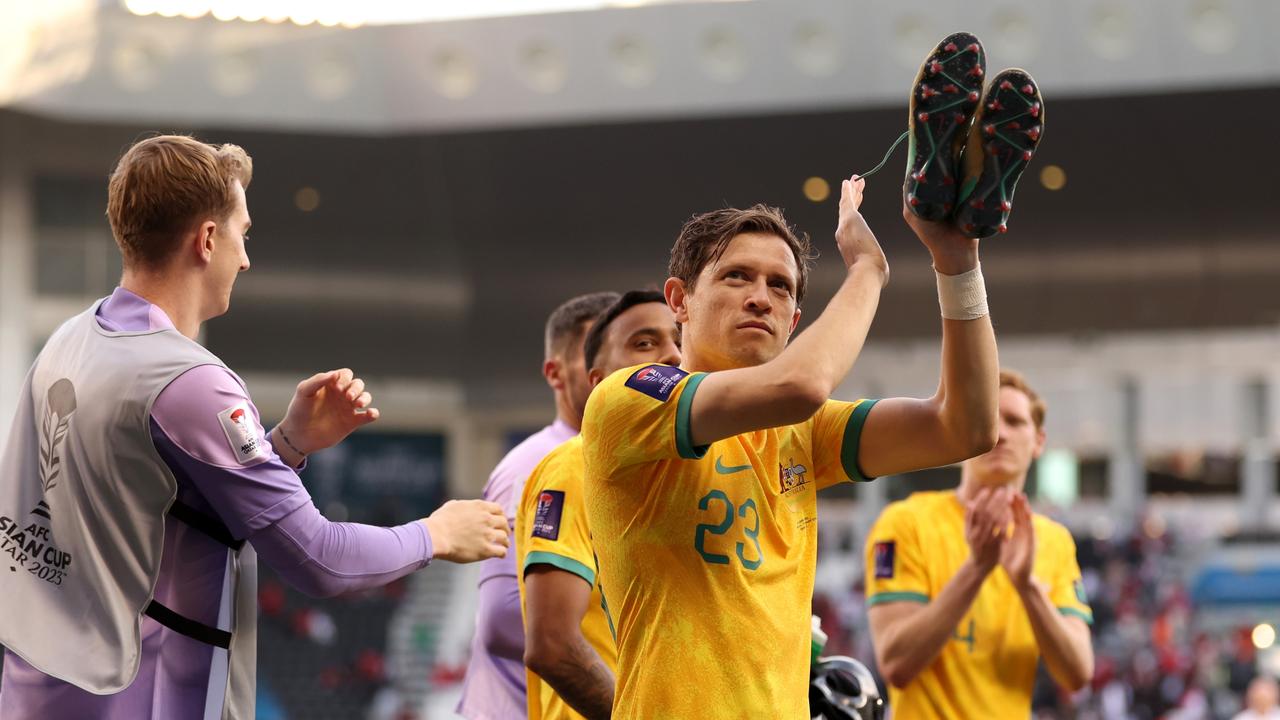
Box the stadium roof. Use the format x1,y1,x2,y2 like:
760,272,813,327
2,0,1278,133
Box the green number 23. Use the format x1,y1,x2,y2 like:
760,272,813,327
694,489,763,570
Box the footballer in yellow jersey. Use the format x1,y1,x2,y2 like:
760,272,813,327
583,173,1003,719
866,371,1095,720
517,437,617,720
865,492,1091,718
518,290,681,720
584,366,876,718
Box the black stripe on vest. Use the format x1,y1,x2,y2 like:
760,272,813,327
143,499,243,648
144,600,232,649
167,499,245,551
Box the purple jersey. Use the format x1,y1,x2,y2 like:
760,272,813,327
0,288,435,719
456,420,575,720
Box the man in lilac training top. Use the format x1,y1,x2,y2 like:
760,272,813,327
0,135,508,719
456,291,618,720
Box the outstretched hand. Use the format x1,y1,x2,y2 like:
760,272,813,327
835,174,889,286
277,369,379,457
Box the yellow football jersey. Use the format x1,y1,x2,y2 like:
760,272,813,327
581,363,877,720
516,435,618,720
864,490,1093,720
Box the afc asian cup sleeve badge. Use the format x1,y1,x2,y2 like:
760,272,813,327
217,402,269,465
531,490,566,541
873,541,896,579
624,364,688,402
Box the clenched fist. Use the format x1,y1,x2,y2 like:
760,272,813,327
423,500,509,563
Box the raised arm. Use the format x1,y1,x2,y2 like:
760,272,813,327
857,205,999,478
688,175,890,446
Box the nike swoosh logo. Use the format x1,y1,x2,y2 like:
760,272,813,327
714,457,753,475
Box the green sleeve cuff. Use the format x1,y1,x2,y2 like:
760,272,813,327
675,372,710,460
865,590,929,607
523,551,596,587
840,399,879,482
1058,607,1094,625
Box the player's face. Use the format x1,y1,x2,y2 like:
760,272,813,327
206,180,251,319
593,302,681,383
677,232,801,370
966,386,1045,487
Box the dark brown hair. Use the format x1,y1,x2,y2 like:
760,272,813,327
668,204,816,302
107,134,253,267
544,291,621,360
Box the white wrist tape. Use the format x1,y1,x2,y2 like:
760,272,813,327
936,264,988,320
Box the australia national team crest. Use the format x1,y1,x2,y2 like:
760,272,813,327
1074,579,1089,605
624,365,688,402
778,458,809,494
217,402,268,465
532,490,565,541
874,541,895,579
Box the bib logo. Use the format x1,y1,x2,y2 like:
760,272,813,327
779,458,809,494
218,402,267,465
1,516,73,585
39,379,77,494
0,379,76,587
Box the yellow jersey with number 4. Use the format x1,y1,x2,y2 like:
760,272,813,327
516,435,618,720
581,363,876,720
864,490,1093,720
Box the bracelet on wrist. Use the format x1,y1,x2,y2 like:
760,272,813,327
275,424,307,459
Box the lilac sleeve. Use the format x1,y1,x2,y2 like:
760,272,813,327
151,365,434,597
150,364,309,537
249,504,432,598
475,573,526,662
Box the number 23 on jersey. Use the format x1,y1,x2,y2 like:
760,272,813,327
694,489,764,570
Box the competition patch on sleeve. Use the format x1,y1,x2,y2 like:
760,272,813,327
873,541,896,579
1074,579,1089,605
532,490,566,540
624,364,688,402
217,402,268,465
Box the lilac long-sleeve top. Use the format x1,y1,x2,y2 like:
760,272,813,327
0,288,434,719
455,419,575,720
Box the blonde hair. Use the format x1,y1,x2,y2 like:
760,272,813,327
106,134,253,267
1000,369,1046,430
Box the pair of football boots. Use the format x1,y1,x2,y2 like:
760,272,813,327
903,32,1045,239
